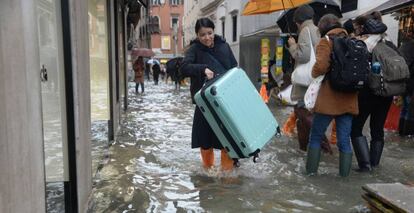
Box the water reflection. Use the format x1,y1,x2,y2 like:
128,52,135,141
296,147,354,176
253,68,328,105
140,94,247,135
87,81,414,212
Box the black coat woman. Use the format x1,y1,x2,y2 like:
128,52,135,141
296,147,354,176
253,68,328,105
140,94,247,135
180,18,238,171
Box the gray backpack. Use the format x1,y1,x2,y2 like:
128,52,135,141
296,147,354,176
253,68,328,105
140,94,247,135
369,41,410,97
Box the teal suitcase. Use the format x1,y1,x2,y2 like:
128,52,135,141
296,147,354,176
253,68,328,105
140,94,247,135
194,67,279,163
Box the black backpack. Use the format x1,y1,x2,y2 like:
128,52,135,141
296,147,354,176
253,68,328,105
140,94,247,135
327,36,370,92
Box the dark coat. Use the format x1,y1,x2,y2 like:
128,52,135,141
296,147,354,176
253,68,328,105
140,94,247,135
399,38,414,94
180,35,238,149
180,35,238,103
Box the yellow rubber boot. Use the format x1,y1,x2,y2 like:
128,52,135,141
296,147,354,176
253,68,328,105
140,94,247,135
282,112,297,137
220,149,234,171
200,148,214,169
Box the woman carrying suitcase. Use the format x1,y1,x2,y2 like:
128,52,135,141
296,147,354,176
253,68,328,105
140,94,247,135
180,18,238,171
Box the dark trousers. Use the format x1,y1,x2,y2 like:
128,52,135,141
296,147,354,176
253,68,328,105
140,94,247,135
153,73,159,85
135,82,144,93
351,90,393,141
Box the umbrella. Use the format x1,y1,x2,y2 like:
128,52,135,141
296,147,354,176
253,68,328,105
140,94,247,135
276,0,342,33
242,0,311,16
147,58,160,65
166,57,184,81
131,48,155,57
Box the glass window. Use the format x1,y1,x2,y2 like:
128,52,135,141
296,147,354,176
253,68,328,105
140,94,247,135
171,16,179,28
170,0,180,5
221,18,225,39
162,36,171,49
232,15,237,42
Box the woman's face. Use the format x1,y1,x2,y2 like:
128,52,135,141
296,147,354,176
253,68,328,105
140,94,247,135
197,27,214,48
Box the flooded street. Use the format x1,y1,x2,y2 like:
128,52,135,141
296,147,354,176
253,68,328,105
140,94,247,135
87,80,414,212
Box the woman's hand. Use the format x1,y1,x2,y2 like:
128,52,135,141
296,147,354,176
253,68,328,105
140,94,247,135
288,37,296,47
204,68,215,80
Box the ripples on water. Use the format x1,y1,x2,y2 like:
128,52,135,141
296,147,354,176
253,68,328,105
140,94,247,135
87,81,414,213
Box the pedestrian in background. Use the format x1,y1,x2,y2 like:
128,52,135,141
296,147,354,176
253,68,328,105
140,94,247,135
133,56,145,93
306,14,358,177
179,17,238,171
152,63,161,85
351,12,395,172
284,5,334,153
398,31,414,136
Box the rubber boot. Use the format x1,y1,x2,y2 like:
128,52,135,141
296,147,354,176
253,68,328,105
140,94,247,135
282,112,297,137
330,121,337,145
220,149,234,171
339,152,353,177
200,148,214,169
370,140,384,167
351,136,372,172
306,147,321,175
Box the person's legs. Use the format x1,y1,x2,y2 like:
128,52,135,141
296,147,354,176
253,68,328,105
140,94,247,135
335,114,353,177
369,96,392,167
140,81,144,93
135,82,139,93
306,113,332,175
220,149,234,171
200,148,214,168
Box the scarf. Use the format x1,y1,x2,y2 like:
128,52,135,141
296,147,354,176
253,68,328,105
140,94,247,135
363,34,393,53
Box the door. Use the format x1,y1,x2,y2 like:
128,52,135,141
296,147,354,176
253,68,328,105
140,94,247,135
36,0,69,211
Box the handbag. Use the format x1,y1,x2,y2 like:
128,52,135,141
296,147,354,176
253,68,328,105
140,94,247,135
291,28,316,86
304,75,324,110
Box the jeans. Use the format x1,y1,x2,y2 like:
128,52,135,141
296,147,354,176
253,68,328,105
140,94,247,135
135,82,144,93
351,91,392,141
309,113,353,153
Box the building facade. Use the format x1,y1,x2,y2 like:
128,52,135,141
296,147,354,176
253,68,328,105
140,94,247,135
0,0,149,212
149,0,185,62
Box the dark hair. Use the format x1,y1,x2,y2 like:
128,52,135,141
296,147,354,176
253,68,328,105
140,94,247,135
195,18,215,34
293,5,314,24
318,14,342,37
343,19,354,34
354,11,382,26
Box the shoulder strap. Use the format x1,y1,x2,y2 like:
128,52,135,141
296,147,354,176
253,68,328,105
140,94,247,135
205,51,227,73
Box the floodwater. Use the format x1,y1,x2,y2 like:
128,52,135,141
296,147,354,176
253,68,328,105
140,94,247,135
86,81,414,213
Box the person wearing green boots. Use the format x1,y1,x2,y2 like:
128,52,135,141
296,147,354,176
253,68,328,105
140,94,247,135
305,14,359,177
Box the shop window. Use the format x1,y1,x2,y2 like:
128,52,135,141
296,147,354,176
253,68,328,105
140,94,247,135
341,0,358,13
232,14,237,42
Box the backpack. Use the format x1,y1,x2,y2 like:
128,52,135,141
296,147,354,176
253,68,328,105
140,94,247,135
369,40,410,97
327,36,370,92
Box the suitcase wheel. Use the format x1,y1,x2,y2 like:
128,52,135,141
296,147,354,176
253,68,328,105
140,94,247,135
210,86,217,96
275,126,281,137
253,155,260,163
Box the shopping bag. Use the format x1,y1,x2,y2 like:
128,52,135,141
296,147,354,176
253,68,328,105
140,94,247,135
384,102,401,131
277,84,297,105
291,28,315,86
304,75,324,110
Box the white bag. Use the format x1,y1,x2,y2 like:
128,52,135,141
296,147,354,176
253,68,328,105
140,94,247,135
277,85,298,106
291,28,316,86
304,75,324,110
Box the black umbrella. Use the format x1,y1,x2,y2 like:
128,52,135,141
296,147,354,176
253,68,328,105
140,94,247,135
276,0,342,34
166,57,184,81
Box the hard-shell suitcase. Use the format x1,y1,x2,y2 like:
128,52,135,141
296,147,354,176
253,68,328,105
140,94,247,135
194,68,279,162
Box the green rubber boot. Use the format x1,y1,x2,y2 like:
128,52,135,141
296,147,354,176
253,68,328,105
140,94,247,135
339,152,353,177
306,147,321,175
